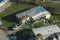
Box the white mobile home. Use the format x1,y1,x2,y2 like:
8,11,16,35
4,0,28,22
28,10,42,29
32,25,60,40
16,6,51,23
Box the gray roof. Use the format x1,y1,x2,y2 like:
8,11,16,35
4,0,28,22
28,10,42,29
16,6,48,18
0,29,9,40
32,25,60,36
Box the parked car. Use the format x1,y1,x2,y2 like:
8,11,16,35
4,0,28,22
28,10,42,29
12,24,22,30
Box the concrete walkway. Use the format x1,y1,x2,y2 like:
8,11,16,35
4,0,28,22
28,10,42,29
0,2,12,13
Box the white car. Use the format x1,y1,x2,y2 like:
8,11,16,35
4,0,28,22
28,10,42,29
12,24,22,30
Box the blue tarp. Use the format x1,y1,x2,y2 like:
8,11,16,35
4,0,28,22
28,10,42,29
0,0,3,3
36,7,46,13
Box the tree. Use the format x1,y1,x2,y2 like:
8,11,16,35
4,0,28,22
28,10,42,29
36,34,43,40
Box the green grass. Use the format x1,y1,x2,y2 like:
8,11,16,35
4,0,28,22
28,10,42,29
33,22,43,28
0,4,34,18
0,3,34,27
49,15,60,24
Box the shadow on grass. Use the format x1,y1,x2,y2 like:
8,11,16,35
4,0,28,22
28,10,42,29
44,7,55,12
51,13,60,16
44,7,60,16
7,24,15,30
2,8,32,24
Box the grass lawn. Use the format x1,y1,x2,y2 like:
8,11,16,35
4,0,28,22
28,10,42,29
49,15,60,25
32,22,43,28
0,3,34,27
